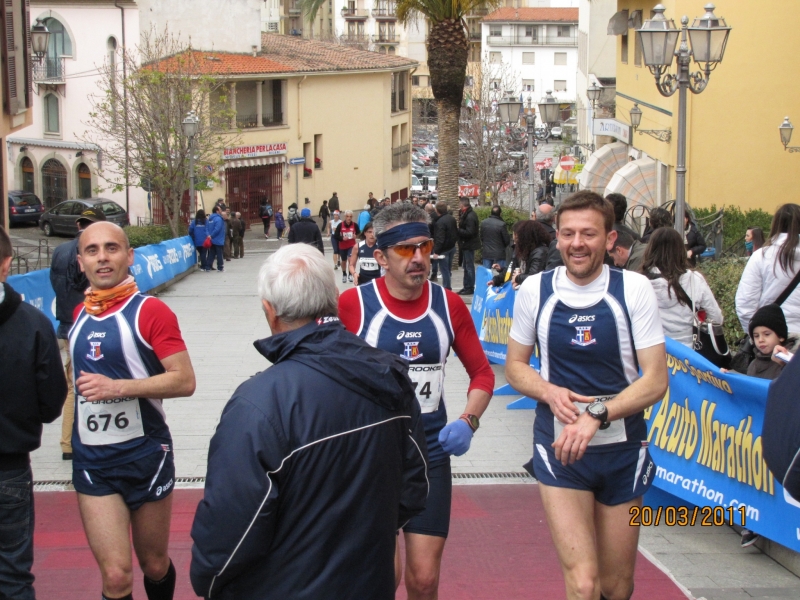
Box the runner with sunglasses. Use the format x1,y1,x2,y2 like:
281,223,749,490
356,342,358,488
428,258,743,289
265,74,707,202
338,203,494,600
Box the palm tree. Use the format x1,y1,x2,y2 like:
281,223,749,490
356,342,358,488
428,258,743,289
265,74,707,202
299,0,499,210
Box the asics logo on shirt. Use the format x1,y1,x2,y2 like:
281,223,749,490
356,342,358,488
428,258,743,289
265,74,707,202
396,331,423,340
87,331,107,339
568,314,595,323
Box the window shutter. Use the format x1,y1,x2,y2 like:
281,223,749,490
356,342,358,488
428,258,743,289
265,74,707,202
2,0,26,115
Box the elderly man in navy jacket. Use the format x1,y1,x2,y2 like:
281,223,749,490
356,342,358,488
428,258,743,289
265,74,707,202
190,243,428,600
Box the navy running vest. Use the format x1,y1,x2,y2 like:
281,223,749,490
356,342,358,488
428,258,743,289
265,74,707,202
356,280,454,464
70,294,172,469
534,268,645,452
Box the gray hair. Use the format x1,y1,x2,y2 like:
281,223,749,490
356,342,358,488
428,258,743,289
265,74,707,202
535,208,555,225
372,202,428,235
257,244,337,323
344,210,353,217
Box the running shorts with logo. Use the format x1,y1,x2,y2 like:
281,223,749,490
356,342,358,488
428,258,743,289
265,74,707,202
69,293,187,506
510,266,665,506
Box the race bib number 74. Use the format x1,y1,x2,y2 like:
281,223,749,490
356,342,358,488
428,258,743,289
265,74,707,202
77,395,145,446
408,363,445,414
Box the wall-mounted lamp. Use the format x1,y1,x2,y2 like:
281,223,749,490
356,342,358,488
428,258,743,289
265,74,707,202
75,151,83,157
629,103,672,143
31,19,50,64
19,146,28,152
779,117,800,153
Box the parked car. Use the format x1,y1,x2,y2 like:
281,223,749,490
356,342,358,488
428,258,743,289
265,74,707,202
40,198,129,237
549,126,563,139
8,191,44,226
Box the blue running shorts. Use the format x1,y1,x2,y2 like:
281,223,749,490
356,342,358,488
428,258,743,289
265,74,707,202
403,460,451,538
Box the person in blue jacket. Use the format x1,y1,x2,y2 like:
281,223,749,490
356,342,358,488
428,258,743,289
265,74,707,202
190,244,428,600
188,209,211,271
207,205,226,272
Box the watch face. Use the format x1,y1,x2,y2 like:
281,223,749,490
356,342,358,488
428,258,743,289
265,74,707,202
587,402,606,418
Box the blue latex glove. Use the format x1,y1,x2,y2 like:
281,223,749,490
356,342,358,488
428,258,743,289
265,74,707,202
438,419,474,457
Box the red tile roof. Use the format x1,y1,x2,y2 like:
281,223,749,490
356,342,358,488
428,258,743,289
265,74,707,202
149,35,417,77
483,8,579,23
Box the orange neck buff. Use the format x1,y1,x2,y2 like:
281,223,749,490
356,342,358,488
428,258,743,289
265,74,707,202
84,275,139,316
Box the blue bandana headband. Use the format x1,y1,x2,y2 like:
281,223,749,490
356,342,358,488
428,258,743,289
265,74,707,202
376,222,431,250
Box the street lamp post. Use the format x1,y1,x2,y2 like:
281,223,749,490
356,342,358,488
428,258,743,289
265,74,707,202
182,111,199,212
637,3,731,230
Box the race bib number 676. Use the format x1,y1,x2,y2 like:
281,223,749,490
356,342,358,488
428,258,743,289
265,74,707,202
77,395,145,446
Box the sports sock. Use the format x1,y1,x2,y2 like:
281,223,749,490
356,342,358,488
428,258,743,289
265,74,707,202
143,559,176,600
103,594,133,600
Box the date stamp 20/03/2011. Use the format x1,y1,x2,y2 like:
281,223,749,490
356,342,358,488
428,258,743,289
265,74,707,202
630,505,747,527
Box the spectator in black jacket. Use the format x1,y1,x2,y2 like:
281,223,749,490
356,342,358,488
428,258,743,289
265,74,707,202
480,205,511,270
433,201,458,290
457,198,480,295
491,220,551,288
328,192,340,214
0,226,67,599
684,214,706,266
190,244,428,600
49,208,104,461
641,207,673,243
607,192,641,242
426,203,440,281
288,208,324,254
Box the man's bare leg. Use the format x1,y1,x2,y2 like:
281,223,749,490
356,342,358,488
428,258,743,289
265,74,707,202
403,532,446,600
131,494,173,581
77,493,134,598
395,537,403,590
595,497,641,600
538,483,600,600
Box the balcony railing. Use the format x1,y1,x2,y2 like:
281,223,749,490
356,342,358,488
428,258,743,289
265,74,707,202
288,6,302,15
373,34,399,44
235,112,284,129
33,57,66,84
486,35,577,47
342,34,370,44
466,7,489,17
469,31,481,40
372,5,397,18
341,7,369,18
392,144,410,170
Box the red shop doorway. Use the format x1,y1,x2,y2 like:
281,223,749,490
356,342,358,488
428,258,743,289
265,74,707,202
226,163,283,225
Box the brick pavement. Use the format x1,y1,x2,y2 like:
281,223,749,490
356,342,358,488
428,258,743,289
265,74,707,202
30,233,800,600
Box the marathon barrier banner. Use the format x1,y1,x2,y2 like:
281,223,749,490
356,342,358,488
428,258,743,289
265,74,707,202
644,338,800,552
6,236,196,331
129,236,197,293
7,268,57,328
469,267,800,551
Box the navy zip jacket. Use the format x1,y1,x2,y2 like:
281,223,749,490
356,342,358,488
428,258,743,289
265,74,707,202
190,318,429,600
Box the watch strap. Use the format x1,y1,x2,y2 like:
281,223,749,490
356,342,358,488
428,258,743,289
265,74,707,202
460,413,479,432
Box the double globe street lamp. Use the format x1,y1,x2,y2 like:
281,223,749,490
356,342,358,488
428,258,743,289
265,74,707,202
182,111,200,210
498,90,561,216
637,3,731,229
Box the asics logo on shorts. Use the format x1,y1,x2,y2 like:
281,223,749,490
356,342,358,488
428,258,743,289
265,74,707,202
156,479,174,497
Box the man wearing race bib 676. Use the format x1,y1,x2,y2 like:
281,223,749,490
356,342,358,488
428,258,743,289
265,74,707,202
506,191,668,600
338,203,494,600
70,221,196,600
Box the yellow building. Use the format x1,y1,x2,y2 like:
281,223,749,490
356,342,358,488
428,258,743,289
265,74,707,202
596,1,800,213
150,34,416,224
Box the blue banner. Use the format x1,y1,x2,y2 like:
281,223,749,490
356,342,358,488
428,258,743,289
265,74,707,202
6,236,196,331
7,268,57,329
644,338,800,552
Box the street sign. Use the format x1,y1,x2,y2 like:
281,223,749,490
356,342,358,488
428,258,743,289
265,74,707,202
559,156,575,171
288,157,305,165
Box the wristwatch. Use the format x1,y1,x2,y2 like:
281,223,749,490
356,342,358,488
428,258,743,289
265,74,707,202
460,413,480,432
586,401,610,430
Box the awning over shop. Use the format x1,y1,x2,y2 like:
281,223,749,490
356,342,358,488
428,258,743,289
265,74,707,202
608,10,628,35
604,157,658,208
224,155,286,169
579,141,628,193
553,165,579,185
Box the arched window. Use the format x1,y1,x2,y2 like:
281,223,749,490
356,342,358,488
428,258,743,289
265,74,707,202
21,158,34,193
44,94,59,133
42,159,67,209
43,18,72,59
78,163,92,199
